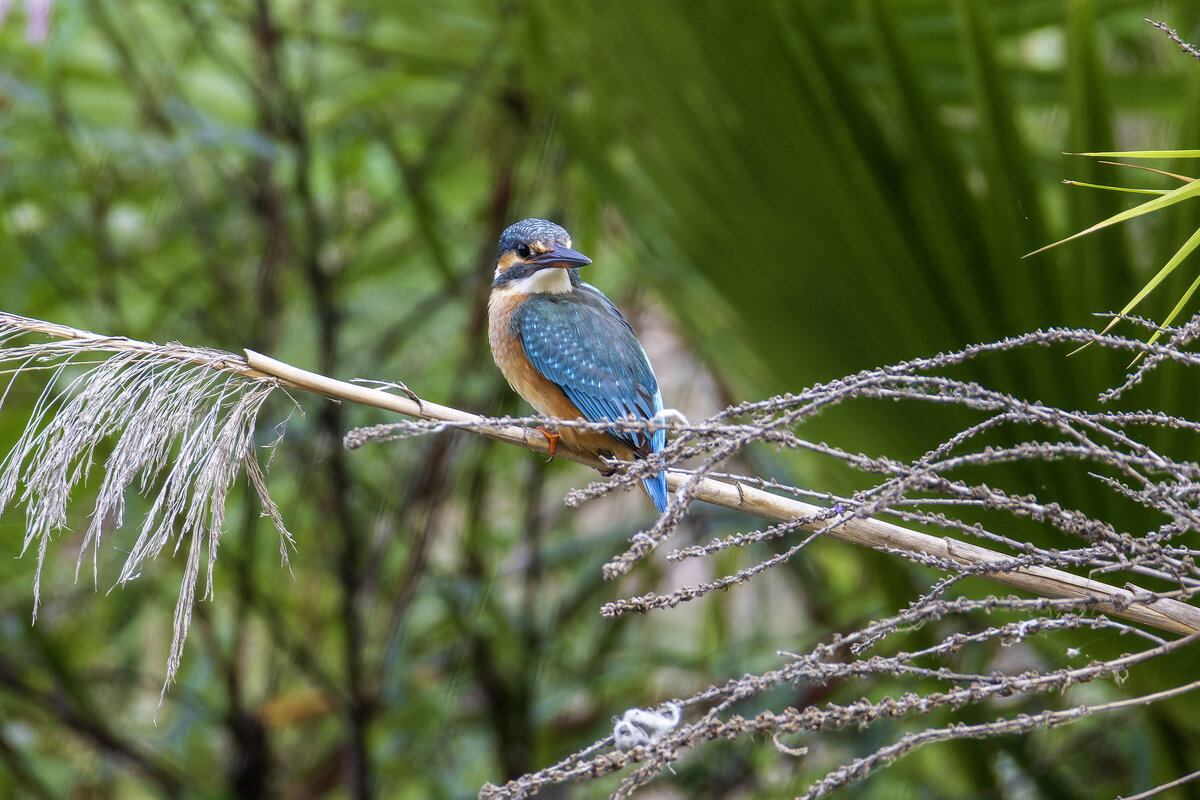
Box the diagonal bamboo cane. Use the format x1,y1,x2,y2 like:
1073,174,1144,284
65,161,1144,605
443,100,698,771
245,350,1200,637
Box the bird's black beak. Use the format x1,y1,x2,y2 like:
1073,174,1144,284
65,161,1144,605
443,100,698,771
528,244,591,269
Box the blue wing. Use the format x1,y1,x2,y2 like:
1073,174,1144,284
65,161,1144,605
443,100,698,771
515,283,668,511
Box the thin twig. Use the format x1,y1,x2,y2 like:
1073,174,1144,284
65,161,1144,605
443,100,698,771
1147,19,1200,62
1118,767,1200,800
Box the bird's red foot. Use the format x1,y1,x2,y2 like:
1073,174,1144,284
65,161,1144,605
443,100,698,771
536,426,559,462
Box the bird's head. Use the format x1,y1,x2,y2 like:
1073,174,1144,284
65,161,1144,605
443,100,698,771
493,218,592,293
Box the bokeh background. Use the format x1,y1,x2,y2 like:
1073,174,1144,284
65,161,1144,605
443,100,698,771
2,0,1200,797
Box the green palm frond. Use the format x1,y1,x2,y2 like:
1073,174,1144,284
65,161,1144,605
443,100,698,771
1032,150,1200,345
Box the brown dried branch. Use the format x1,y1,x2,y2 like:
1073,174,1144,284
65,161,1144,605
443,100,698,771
479,623,1200,800
466,317,1200,797
799,676,1200,799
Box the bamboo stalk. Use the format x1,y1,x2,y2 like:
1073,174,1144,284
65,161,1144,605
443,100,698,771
244,350,1200,637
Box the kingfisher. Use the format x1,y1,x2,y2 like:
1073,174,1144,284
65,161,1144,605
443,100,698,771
488,218,669,512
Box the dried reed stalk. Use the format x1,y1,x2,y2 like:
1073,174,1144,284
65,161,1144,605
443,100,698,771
249,351,1200,637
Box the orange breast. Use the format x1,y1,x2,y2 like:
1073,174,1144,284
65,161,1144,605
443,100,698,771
489,288,582,421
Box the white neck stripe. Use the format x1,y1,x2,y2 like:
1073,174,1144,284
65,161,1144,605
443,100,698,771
506,268,572,295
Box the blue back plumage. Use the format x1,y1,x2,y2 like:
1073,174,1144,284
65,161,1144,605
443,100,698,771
514,282,669,512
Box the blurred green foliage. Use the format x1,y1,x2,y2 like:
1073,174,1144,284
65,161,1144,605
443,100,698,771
1,0,1199,797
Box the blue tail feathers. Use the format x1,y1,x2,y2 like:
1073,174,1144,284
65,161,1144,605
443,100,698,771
643,470,669,513
643,416,668,512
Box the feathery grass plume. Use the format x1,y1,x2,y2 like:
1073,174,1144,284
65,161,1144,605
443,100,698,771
0,313,292,702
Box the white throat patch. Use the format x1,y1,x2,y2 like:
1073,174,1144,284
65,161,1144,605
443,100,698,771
508,267,573,295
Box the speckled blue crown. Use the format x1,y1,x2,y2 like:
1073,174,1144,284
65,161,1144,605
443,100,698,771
497,218,571,257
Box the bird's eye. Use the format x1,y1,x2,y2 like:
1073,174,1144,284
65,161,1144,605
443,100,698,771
515,243,531,259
